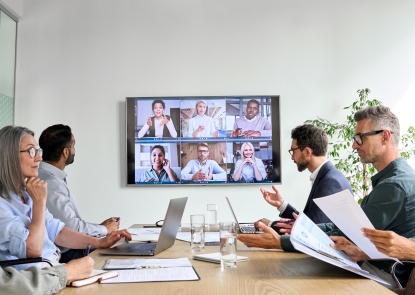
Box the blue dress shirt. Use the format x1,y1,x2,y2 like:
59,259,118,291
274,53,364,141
138,167,178,182
0,192,65,270
234,158,266,181
181,159,227,181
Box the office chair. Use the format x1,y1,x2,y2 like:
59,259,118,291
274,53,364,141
391,261,415,295
0,257,53,267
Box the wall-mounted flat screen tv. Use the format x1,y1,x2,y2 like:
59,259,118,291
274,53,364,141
126,96,281,186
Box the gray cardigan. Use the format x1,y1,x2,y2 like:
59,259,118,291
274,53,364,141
0,265,66,295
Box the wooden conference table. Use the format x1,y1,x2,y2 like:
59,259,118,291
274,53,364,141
58,225,395,295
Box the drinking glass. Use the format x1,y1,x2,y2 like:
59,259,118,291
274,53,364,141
219,221,237,268
207,204,217,230
190,214,205,252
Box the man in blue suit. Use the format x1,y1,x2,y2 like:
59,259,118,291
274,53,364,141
255,124,352,234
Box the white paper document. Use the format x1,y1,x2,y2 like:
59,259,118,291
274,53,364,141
313,189,399,261
291,213,361,268
290,213,389,285
100,267,199,283
175,232,220,243
193,252,248,264
103,257,192,270
127,227,162,235
127,228,162,242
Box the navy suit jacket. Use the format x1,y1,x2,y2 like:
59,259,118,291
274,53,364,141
271,161,352,232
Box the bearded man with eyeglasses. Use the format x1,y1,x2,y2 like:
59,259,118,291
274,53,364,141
253,124,352,235
238,105,415,289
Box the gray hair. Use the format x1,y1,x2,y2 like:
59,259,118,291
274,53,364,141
354,106,400,146
0,126,34,201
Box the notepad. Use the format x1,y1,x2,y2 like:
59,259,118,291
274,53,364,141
67,269,118,287
127,227,161,243
193,252,249,264
103,257,192,270
101,267,200,283
128,234,160,243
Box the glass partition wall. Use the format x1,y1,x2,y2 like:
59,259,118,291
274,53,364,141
0,8,17,128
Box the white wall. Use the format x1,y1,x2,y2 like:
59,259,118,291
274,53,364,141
0,0,23,19
14,0,415,228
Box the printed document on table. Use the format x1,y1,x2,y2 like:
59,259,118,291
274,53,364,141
103,257,192,270
290,213,389,286
193,252,249,264
313,189,399,261
290,213,360,268
100,267,199,283
127,228,162,242
176,232,219,243
127,228,162,235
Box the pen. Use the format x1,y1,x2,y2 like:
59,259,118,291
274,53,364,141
84,243,91,256
136,265,163,269
281,219,296,224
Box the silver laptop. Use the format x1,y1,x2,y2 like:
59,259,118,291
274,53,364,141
225,197,260,234
100,197,187,256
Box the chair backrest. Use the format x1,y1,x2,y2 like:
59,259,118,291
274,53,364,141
0,257,53,267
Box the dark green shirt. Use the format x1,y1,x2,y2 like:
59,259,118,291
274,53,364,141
281,157,415,272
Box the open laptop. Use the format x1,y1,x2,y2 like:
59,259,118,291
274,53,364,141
225,197,261,234
100,197,187,256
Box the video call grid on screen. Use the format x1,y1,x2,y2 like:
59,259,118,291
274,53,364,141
126,96,281,186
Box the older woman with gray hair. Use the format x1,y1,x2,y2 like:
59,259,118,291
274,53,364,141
233,142,266,182
0,126,131,271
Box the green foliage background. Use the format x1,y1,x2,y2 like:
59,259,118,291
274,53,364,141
306,89,415,202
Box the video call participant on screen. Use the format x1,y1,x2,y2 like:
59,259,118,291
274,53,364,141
188,100,219,138
239,106,415,289
137,100,178,138
181,143,226,181
0,126,131,271
233,142,267,182
232,99,272,137
254,124,352,233
38,124,120,263
139,145,178,182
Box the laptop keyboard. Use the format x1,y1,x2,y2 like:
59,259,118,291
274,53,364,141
127,243,156,255
240,226,257,233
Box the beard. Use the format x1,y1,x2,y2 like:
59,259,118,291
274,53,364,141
65,153,75,165
296,161,308,172
295,154,309,172
359,153,380,165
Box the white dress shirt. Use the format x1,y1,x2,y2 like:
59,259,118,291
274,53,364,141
181,159,227,181
38,162,107,253
187,115,216,137
277,160,329,214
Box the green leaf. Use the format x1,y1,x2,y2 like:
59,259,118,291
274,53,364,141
304,88,415,202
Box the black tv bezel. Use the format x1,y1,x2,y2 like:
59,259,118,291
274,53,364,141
126,95,281,186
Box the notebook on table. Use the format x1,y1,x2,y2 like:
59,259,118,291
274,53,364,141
67,269,118,287
99,197,187,256
225,197,261,234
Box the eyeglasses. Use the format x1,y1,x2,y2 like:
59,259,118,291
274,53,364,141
20,147,43,158
197,150,209,154
350,130,387,145
288,147,301,156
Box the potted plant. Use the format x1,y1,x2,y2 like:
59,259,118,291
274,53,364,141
305,88,415,203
